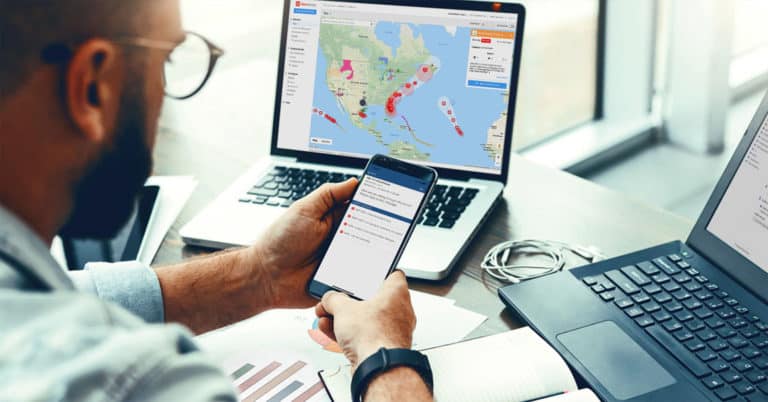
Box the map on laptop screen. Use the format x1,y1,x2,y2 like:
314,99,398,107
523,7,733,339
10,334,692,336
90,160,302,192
276,1,520,175
311,22,511,170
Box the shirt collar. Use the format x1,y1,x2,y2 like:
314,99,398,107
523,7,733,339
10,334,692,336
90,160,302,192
0,204,74,291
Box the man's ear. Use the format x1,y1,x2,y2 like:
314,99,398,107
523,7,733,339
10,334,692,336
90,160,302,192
64,39,120,145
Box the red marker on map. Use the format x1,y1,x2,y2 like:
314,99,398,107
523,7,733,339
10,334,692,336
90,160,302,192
403,82,415,96
381,57,441,118
438,96,464,137
385,97,397,118
416,64,434,82
312,106,344,131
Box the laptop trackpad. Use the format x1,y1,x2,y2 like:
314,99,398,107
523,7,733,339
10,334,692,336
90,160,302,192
558,321,676,400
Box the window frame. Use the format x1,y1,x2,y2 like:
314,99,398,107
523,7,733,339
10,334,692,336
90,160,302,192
520,0,660,175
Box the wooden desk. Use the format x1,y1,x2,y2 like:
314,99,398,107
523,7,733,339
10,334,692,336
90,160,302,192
151,60,692,338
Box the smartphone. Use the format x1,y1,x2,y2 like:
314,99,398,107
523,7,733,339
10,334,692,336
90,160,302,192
308,154,438,300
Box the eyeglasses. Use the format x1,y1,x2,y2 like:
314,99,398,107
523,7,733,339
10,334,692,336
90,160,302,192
41,31,224,100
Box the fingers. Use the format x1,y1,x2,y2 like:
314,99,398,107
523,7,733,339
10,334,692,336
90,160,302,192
319,290,353,316
376,270,411,305
317,317,337,342
383,270,408,292
314,302,327,318
330,202,349,225
300,178,358,216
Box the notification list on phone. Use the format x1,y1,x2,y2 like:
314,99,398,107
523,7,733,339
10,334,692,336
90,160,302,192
314,165,429,299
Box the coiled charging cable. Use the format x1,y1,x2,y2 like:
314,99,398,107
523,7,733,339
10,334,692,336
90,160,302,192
481,239,606,284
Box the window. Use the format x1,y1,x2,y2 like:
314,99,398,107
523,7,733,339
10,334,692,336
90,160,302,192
512,0,600,150
179,0,601,152
180,0,284,68
731,0,768,91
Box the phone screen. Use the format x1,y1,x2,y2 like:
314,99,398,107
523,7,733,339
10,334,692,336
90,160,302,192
311,162,434,300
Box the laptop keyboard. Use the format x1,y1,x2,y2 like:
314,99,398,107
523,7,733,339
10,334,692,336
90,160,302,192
240,166,357,208
418,184,477,229
584,255,768,401
238,166,477,228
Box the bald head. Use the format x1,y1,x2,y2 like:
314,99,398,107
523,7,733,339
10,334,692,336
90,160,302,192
0,0,160,99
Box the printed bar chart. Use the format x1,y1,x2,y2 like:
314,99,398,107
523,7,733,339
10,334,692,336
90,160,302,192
292,382,326,402
238,362,282,393
232,363,256,380
227,354,328,402
243,361,307,402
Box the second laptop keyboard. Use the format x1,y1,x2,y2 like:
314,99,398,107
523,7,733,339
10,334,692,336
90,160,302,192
238,166,477,228
583,255,768,401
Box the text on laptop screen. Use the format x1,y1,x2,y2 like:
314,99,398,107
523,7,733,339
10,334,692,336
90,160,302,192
276,1,519,175
707,112,768,273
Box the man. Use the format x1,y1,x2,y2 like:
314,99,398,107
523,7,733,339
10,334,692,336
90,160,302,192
0,1,432,400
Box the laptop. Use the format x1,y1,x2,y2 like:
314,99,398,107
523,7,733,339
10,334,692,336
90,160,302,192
181,0,526,280
500,92,768,401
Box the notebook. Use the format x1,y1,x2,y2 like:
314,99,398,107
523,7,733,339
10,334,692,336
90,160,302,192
319,327,599,402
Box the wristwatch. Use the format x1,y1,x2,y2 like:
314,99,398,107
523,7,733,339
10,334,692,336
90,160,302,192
351,347,434,402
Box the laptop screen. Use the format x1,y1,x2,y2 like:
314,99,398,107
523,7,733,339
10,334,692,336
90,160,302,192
275,0,521,176
707,111,768,274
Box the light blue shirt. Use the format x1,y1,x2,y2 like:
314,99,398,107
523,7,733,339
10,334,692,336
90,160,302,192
0,205,237,401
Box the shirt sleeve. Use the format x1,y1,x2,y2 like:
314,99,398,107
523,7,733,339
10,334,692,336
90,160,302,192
69,261,165,324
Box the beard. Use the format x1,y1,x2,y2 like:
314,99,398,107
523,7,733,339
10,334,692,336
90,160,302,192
59,81,153,239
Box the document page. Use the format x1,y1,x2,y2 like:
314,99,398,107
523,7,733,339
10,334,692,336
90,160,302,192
536,389,600,402
708,113,768,272
320,327,579,402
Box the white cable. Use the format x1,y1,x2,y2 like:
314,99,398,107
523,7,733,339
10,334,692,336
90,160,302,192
481,239,606,284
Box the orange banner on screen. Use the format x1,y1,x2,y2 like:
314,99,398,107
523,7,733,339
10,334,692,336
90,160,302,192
471,29,515,40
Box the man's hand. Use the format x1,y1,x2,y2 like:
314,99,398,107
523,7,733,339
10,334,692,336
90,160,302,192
315,272,432,401
314,271,416,368
252,178,357,309
155,178,357,334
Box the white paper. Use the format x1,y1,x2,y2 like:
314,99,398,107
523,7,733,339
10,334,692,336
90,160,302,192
536,389,600,402
409,289,456,306
197,290,487,400
139,176,197,265
197,308,349,373
411,294,487,350
50,236,68,270
321,327,580,402
197,290,484,367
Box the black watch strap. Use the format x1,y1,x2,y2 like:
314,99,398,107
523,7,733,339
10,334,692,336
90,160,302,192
351,348,433,402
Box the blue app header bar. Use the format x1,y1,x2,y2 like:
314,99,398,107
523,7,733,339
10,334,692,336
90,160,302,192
294,8,317,15
366,164,430,193
350,200,412,224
